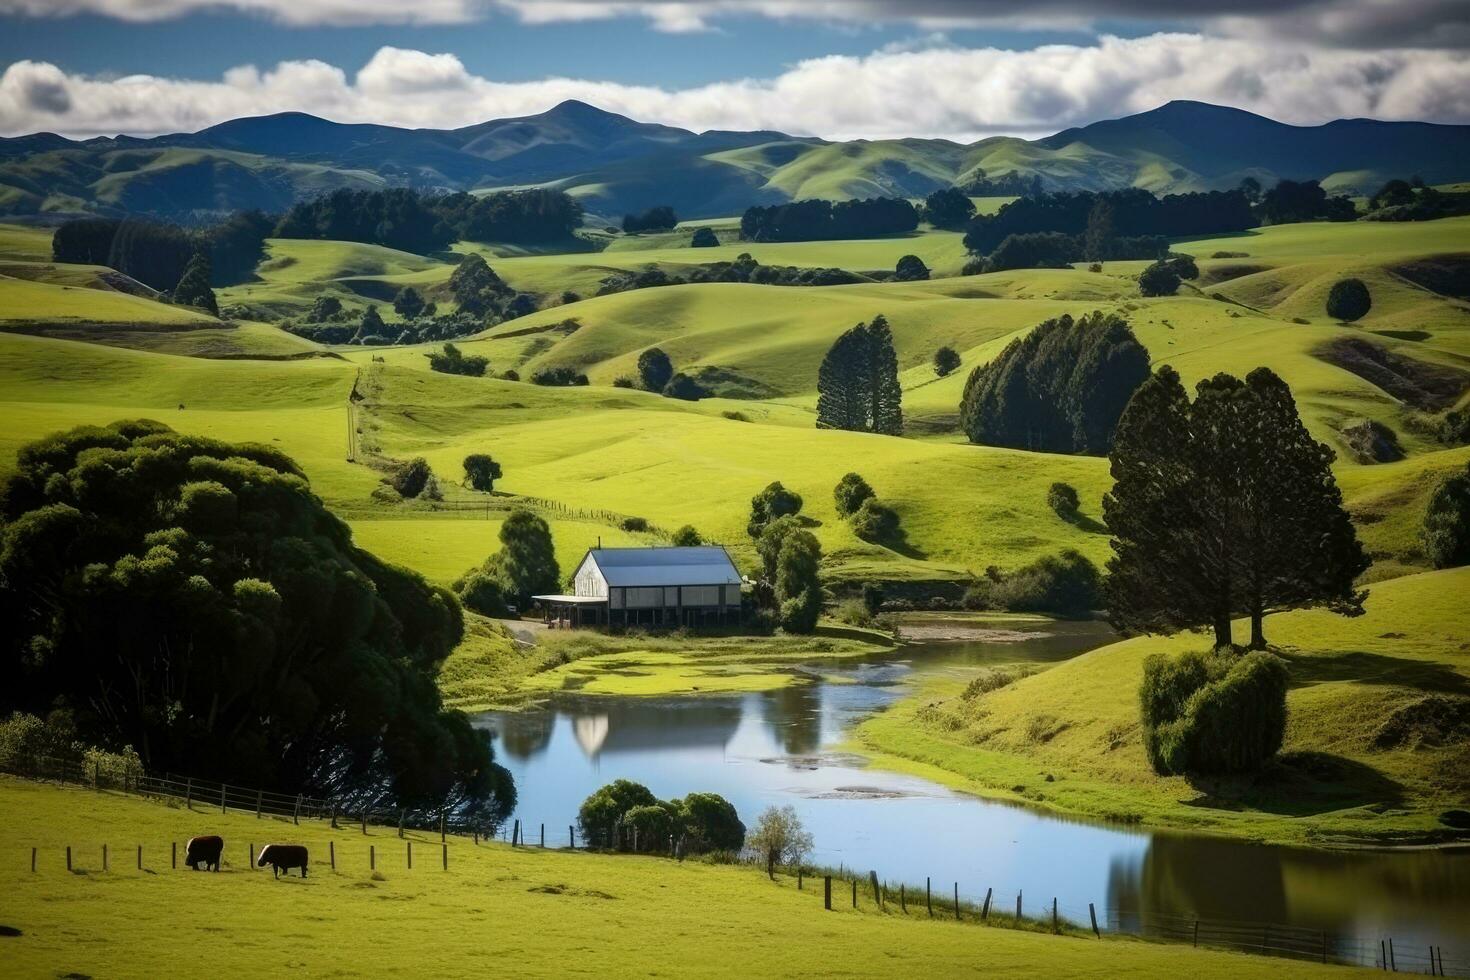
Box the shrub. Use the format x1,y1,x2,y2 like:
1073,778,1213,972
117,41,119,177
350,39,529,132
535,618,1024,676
671,525,703,547
1423,461,1470,568
612,376,635,388
894,254,930,281
690,227,719,248
861,581,884,614
675,792,745,853
850,498,900,542
1138,261,1180,297
1047,481,1080,516
1140,649,1288,775
622,804,673,851
964,550,1099,615
501,369,520,382
427,342,488,377
833,598,874,627
1163,253,1199,280
390,457,433,498
578,779,657,848
662,373,709,401
933,346,961,377
637,347,674,392
620,516,650,533
1326,278,1372,321
530,366,589,387
745,805,813,877
453,571,511,617
462,453,502,493
833,472,875,517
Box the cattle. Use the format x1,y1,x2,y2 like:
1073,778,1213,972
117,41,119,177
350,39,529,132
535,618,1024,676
256,844,309,879
184,835,224,872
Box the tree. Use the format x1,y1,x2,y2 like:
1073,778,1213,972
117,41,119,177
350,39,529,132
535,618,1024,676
748,481,803,539
637,347,674,392
690,227,719,248
1239,176,1263,203
427,342,488,377
814,315,901,435
578,779,657,849
662,373,708,401
453,571,510,617
307,295,342,322
833,472,875,517
1326,278,1371,321
391,457,434,498
744,805,813,878
1140,649,1288,775
775,530,823,633
674,792,745,853
359,305,385,339
894,254,929,281
173,252,218,315
1047,482,1079,516
850,498,900,542
1138,260,1180,297
922,187,976,230
933,346,961,377
462,454,502,492
622,206,678,234
485,509,560,607
0,420,510,817
1164,253,1199,281
394,286,426,319
755,515,802,583
1083,198,1114,263
1422,462,1470,568
448,253,506,315
671,524,703,547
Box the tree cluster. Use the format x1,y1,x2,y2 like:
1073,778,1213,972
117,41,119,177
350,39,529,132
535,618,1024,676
577,779,745,855
1105,366,1367,649
957,169,1045,197
1422,461,1470,569
1140,648,1288,775
52,210,273,291
455,509,560,610
964,551,1100,615
529,366,590,387
962,188,1254,256
815,315,903,435
1363,180,1470,222
0,421,511,817
745,484,823,633
427,342,489,377
433,190,583,244
1256,179,1356,225
740,197,919,242
959,311,1150,454
596,253,864,296
921,188,976,230
1325,278,1372,321
622,206,678,233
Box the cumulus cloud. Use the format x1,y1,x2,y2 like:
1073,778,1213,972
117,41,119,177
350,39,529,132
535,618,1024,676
3,35,1469,140
4,0,1467,46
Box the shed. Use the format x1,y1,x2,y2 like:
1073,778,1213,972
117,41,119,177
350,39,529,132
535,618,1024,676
534,546,743,628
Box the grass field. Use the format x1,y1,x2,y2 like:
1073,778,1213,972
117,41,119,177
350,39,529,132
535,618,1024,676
0,777,1353,978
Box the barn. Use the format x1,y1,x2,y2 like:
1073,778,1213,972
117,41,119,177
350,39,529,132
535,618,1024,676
534,546,744,628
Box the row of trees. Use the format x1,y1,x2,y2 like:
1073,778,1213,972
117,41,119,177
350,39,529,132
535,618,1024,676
959,311,1151,454
740,197,919,242
597,253,864,295
52,210,273,292
622,206,678,233
815,315,903,435
577,779,744,854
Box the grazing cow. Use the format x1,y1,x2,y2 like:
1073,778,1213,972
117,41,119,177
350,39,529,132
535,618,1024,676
184,835,224,872
257,844,309,879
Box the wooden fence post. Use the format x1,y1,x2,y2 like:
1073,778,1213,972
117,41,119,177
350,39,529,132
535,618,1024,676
569,825,575,849
442,843,447,871
66,845,72,871
329,841,335,871
1052,897,1059,934
1388,937,1396,971
954,883,960,921
31,847,37,873
1089,903,1100,938
292,794,301,826
869,871,882,908
330,803,338,830
926,877,932,917
1016,890,1022,920
982,887,992,921
440,813,446,843
102,844,107,871
824,876,831,910
370,845,375,871
248,843,253,870
407,841,412,870
220,783,227,814
1193,920,1199,947
540,823,545,848
171,841,176,869
899,884,906,913
851,878,857,908
137,844,142,871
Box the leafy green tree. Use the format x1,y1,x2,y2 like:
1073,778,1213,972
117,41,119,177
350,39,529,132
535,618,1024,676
622,804,674,851
486,509,560,607
462,453,502,492
1164,254,1199,280
850,498,900,542
671,525,703,547
922,188,976,230
394,286,426,319
674,792,744,853
748,482,803,540
173,252,218,315
578,779,657,848
1083,198,1114,263
0,420,510,816
307,295,343,322
359,305,386,339
427,342,488,377
391,457,433,498
1326,278,1372,321
755,515,802,582
933,346,961,377
776,530,823,633
815,315,901,434
894,254,930,281
637,347,674,392
1140,649,1288,775
448,253,506,315
453,571,510,617
833,472,875,517
690,227,719,248
622,206,678,234
1239,176,1263,203
1138,260,1180,297
745,805,813,878
662,373,708,401
1422,461,1470,568
1047,482,1079,516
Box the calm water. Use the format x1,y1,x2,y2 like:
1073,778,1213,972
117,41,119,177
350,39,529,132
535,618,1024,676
475,619,1470,959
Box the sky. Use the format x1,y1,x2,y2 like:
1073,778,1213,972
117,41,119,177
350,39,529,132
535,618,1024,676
0,0,1468,140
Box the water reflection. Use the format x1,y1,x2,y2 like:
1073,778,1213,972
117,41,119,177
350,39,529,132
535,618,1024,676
475,618,1470,952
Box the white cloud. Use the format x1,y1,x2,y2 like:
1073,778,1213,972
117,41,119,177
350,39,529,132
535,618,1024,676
3,34,1469,140
0,0,482,26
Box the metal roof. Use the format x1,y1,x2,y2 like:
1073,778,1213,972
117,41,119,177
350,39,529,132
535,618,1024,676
586,546,742,587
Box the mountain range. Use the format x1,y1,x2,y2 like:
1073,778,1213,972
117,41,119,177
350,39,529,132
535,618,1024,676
3,99,1468,222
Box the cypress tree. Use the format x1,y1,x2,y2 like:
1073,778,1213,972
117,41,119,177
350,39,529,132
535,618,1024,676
816,315,903,434
173,251,218,315
865,315,904,435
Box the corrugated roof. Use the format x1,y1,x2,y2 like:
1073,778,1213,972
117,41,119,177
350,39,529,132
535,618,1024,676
587,547,742,587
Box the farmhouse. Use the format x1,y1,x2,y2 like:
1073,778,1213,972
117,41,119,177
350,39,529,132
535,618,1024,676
534,546,743,628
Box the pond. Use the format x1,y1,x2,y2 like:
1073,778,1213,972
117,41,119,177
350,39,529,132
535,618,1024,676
474,618,1470,965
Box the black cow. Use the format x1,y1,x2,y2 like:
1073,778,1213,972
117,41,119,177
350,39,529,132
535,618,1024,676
184,835,223,872
257,844,309,879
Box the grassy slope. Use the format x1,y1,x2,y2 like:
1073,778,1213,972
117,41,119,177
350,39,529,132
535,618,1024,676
855,568,1470,846
0,779,1343,980
0,275,212,324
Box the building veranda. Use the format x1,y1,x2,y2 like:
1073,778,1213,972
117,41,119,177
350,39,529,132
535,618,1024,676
533,546,744,629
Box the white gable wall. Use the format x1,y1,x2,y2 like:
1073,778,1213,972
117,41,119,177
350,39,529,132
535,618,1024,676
573,554,608,598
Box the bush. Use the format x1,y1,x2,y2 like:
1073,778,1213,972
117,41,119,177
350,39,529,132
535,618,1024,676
1163,253,1199,280
390,457,433,498
833,472,875,517
833,597,874,627
637,347,674,392
1138,261,1180,297
427,342,488,377
1326,278,1372,321
662,373,709,401
530,367,589,387
622,804,673,851
861,581,884,614
964,550,1099,615
933,346,961,377
453,570,511,617
1140,649,1288,775
850,498,900,542
671,525,703,547
620,516,650,533
894,254,930,281
690,227,719,248
1047,481,1080,516
462,453,502,493
612,376,635,388
578,779,657,848
1423,461,1470,568
623,206,678,234
675,792,745,853
745,805,813,876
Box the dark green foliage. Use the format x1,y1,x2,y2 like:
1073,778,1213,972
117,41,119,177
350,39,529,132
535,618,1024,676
922,187,976,230
849,498,900,542
623,206,678,233
1105,367,1367,649
894,254,930,281
674,792,745,853
1440,407,1470,446
620,517,649,533
426,342,489,377
979,232,1078,271
1047,482,1079,515
461,453,502,492
638,347,674,391
578,779,657,846
964,551,1100,615
274,188,453,253
1422,462,1470,568
52,216,196,291
529,367,589,387
815,314,902,435
173,251,218,315
690,227,719,247
741,197,918,242
662,373,709,401
359,304,385,337
307,295,343,322
484,509,560,607
453,571,510,618
933,346,961,377
447,252,512,317
1138,260,1180,297
394,286,426,319
775,530,823,634
963,188,1253,255
206,209,274,285
748,481,803,540
0,421,509,815
1326,278,1372,321
833,472,875,517
959,311,1150,454
431,189,583,244
1083,199,1113,263
1258,179,1356,224
1370,179,1418,210
861,582,884,614
755,515,802,582
671,525,703,547
622,805,672,851
391,457,434,498
1163,253,1199,280
1140,650,1288,775
597,253,863,295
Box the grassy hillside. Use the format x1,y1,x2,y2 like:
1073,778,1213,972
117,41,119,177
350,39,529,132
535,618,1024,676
856,568,1470,846
0,778,1345,979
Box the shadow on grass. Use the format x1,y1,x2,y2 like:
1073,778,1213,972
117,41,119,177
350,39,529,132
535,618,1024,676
1058,509,1108,535
1279,649,1470,695
1183,751,1405,817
